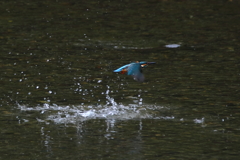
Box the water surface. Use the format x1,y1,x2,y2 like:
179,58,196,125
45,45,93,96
1,0,240,159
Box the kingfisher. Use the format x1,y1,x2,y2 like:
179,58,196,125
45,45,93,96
113,61,156,82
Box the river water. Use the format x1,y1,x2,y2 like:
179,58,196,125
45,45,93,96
1,0,240,159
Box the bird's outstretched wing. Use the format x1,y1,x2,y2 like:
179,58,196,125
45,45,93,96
113,63,132,73
126,63,144,82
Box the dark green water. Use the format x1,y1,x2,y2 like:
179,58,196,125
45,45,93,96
1,0,240,159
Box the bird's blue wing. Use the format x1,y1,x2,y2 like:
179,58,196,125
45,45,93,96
113,63,132,72
127,63,145,82
127,63,141,75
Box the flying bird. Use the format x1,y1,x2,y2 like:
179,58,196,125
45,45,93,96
113,61,156,82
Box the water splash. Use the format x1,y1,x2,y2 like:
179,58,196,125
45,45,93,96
17,85,173,124
18,97,172,125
